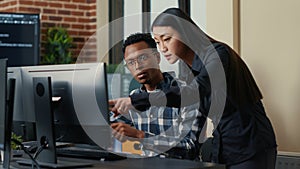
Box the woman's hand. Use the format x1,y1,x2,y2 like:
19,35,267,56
109,97,133,115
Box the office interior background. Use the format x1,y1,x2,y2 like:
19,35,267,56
0,0,299,154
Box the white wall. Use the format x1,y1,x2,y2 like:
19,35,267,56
205,0,234,48
206,0,300,152
191,0,207,31
240,0,300,152
97,0,109,63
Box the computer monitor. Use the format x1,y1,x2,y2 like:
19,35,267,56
7,67,36,142
7,67,24,121
0,13,40,66
0,59,7,167
0,58,15,168
20,63,111,148
16,62,111,167
0,59,7,160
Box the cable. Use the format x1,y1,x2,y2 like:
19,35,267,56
11,138,41,169
33,146,44,160
31,145,45,169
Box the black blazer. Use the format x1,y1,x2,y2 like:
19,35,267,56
129,42,277,165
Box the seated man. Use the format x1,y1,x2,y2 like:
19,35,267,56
110,33,202,160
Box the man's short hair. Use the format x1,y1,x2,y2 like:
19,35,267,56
122,33,157,54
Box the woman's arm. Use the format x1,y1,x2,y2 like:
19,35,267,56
131,43,229,113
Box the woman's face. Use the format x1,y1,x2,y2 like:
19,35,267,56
153,26,189,64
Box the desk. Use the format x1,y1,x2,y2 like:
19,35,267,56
9,157,225,169
95,157,225,169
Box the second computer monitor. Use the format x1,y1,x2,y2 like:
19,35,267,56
21,62,111,148
0,58,15,168
0,59,7,153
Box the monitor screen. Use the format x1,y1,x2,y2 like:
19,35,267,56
20,63,111,147
0,13,40,66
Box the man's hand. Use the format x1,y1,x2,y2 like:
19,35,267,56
110,122,145,142
109,97,133,115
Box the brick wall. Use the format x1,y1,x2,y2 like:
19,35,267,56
0,0,98,63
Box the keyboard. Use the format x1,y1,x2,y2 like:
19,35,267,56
23,141,126,161
22,141,73,153
56,144,127,161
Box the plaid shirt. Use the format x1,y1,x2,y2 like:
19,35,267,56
128,72,202,159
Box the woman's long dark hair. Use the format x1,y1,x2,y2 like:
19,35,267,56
151,8,217,57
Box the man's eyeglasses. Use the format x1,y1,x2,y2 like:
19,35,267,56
124,52,155,68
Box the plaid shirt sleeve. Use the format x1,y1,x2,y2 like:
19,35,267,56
140,103,202,154
128,73,204,158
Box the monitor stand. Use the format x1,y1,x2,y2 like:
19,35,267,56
16,77,93,168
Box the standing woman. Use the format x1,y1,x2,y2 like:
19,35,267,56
139,8,276,169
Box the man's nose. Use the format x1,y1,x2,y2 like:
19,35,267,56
134,60,143,70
